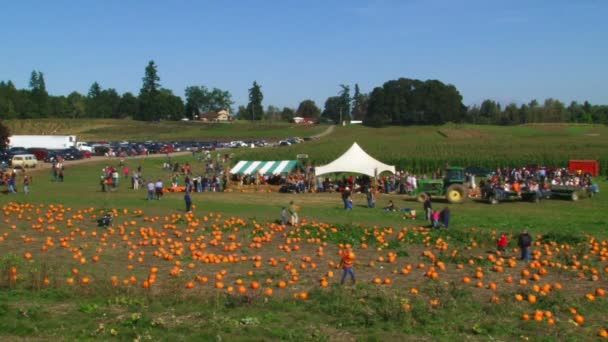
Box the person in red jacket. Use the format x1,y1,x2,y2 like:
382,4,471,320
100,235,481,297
497,233,508,252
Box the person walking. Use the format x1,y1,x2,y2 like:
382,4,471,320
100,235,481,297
341,187,351,209
58,166,64,182
8,172,17,193
111,169,119,188
423,195,433,224
366,187,376,208
154,179,163,200
23,174,30,194
184,191,192,213
339,248,356,285
518,230,532,262
440,207,451,229
147,181,155,200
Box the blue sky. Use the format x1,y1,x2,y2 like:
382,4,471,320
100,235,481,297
1,0,607,109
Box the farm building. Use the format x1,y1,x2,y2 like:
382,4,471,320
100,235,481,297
292,117,316,124
199,109,232,122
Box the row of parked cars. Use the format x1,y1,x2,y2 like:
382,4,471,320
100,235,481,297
89,140,220,157
0,146,93,169
1,136,309,170
93,139,272,156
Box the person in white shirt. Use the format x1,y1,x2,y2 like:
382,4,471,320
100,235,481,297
147,181,154,200
154,179,163,200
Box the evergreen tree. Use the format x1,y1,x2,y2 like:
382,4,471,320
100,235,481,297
246,81,264,120
351,84,368,120
28,70,49,117
338,84,351,123
138,60,162,121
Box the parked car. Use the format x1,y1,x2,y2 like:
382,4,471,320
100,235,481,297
144,144,160,154
160,144,175,153
27,148,50,161
11,154,38,169
278,140,292,146
44,150,61,163
8,147,29,156
61,148,84,160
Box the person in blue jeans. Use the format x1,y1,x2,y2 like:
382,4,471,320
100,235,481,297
147,181,155,200
184,191,192,213
345,194,353,210
340,249,356,285
518,230,532,262
366,188,376,208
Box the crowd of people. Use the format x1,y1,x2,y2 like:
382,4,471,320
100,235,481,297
481,166,599,198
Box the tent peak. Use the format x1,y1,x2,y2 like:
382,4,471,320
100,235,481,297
314,142,395,177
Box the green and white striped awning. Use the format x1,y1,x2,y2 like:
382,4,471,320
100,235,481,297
230,160,300,175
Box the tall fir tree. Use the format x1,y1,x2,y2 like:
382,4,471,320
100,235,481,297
246,81,264,120
137,60,162,121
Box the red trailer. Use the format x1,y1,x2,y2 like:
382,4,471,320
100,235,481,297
568,160,599,177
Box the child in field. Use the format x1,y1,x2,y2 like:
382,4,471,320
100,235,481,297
383,200,396,211
345,195,353,210
497,233,508,252
288,201,299,225
339,249,356,285
431,210,440,229
281,207,289,225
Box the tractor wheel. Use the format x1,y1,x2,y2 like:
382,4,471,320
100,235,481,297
488,195,499,205
416,192,429,203
571,192,579,201
446,184,467,204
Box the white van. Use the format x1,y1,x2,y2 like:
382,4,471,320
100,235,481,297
76,142,93,152
11,154,38,169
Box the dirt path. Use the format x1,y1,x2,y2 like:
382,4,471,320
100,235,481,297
311,125,335,139
24,151,194,173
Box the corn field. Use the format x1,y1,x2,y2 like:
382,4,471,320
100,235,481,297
235,124,608,175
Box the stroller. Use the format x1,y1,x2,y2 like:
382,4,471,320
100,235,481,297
97,213,113,227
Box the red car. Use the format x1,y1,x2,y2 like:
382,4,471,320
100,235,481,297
27,148,49,161
160,145,175,153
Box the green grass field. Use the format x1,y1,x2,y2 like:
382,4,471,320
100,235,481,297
4,119,327,141
1,122,607,341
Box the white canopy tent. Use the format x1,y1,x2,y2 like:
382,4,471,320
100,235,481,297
314,142,396,177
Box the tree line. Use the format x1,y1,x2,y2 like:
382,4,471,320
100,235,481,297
1,62,607,125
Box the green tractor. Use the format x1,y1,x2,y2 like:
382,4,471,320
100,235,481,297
411,167,469,204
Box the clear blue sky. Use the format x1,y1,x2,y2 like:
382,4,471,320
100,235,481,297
1,0,607,109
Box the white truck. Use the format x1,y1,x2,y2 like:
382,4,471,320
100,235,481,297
9,135,79,150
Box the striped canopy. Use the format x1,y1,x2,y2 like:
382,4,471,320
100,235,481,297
230,160,300,175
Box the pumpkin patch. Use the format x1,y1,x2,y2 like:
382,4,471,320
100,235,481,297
0,201,606,340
